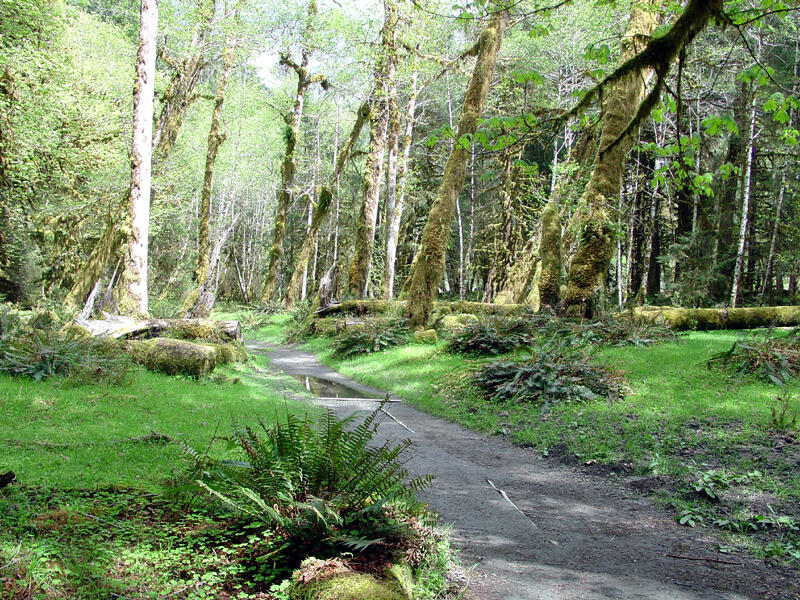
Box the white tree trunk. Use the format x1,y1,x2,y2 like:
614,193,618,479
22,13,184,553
121,0,158,316
730,92,757,308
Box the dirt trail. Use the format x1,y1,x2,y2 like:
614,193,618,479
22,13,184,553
247,341,798,600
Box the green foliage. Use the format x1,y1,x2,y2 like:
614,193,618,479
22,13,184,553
331,321,408,359
706,332,800,384
0,327,132,384
189,406,433,559
474,341,624,405
446,315,534,356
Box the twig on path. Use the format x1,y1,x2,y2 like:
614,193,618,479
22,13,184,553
487,479,538,529
664,553,743,566
380,408,415,434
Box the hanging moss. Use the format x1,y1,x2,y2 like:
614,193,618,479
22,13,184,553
563,2,658,317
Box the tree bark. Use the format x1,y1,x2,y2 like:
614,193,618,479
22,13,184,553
115,0,158,317
563,1,657,317
404,9,508,327
347,0,396,298
538,199,563,310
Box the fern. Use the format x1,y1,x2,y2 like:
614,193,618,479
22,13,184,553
185,405,433,555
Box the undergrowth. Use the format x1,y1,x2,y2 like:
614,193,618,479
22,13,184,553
446,315,534,356
331,320,409,359
707,330,800,384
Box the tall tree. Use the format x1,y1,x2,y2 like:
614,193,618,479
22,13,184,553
181,31,238,318
259,0,327,302
114,0,158,316
347,0,397,298
404,7,509,327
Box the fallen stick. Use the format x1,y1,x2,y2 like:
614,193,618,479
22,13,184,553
664,553,743,566
487,479,538,529
380,408,415,434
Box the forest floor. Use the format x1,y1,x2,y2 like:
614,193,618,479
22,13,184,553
244,317,800,600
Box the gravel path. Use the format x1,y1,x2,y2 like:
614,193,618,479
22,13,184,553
247,341,798,600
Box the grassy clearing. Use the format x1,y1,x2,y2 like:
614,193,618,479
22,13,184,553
291,324,800,566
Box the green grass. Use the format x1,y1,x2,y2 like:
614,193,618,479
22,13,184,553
293,325,800,566
0,362,314,489
0,356,322,598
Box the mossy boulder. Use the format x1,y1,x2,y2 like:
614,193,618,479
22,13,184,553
413,329,438,345
126,338,218,378
290,572,408,600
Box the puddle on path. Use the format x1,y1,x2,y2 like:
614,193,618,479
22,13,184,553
289,374,374,399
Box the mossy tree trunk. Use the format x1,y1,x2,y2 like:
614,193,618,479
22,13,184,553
404,9,508,328
538,199,562,310
260,0,327,303
347,0,397,298
563,2,658,318
182,35,236,318
284,101,371,307
114,0,158,317
384,71,418,299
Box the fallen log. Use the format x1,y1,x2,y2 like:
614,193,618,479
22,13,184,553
315,299,526,318
74,313,241,342
633,306,800,331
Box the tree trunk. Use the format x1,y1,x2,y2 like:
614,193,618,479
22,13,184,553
384,71,418,299
645,185,661,297
260,0,326,302
347,0,396,298
730,91,757,308
182,35,236,318
627,146,648,296
115,0,158,317
404,9,508,327
563,2,657,317
538,199,563,310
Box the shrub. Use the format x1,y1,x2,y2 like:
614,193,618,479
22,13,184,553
0,328,132,384
446,315,534,356
706,333,800,384
187,407,432,558
474,341,624,405
331,321,408,359
0,304,23,340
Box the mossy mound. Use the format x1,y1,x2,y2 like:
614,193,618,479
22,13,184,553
310,318,345,337
413,329,438,344
290,572,408,600
126,338,218,378
436,314,478,338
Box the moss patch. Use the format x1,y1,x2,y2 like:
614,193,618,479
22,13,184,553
290,572,408,600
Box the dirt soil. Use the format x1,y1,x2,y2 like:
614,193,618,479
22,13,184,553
247,341,799,600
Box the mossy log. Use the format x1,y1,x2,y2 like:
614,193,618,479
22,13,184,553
633,306,800,331
126,338,219,378
73,314,241,342
315,299,525,319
